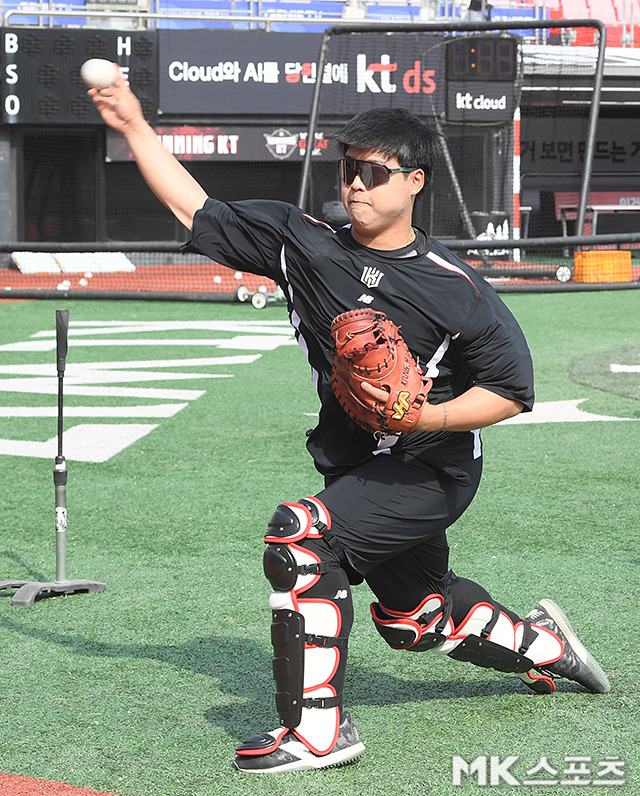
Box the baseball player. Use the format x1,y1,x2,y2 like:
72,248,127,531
91,77,610,775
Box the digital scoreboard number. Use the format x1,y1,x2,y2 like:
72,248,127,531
446,35,519,122
1,28,158,125
447,36,518,82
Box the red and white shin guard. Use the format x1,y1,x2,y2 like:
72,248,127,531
371,592,563,692
236,498,352,762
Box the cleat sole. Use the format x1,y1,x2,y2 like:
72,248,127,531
539,599,610,694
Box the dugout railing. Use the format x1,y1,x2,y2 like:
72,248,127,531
1,232,639,301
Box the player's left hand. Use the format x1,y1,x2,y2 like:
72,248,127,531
358,382,392,406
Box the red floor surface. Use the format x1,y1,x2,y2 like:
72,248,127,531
1,259,637,295
0,772,126,796
0,262,278,297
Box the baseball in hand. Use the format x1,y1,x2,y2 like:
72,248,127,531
80,58,118,89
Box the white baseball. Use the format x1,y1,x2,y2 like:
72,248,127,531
81,58,119,89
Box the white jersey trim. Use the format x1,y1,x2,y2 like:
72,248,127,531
472,429,482,458
279,244,319,390
426,251,480,292
373,434,399,455
423,334,450,378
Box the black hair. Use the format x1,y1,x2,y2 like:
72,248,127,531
333,107,442,187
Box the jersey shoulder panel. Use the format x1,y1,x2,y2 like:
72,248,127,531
424,238,484,293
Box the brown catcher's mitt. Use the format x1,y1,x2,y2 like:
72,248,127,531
330,309,432,435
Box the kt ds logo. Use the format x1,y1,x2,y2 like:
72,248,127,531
356,53,437,95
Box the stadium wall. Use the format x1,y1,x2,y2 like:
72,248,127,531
0,20,638,295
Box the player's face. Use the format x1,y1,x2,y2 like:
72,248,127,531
341,147,424,246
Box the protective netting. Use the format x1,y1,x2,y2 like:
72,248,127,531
3,242,637,299
297,23,638,288
302,25,602,243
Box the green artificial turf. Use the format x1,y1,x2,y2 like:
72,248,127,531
0,293,638,796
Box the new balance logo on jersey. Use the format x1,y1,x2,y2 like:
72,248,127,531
334,590,349,600
361,266,384,289
357,293,375,304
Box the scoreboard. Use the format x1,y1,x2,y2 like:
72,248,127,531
447,36,518,82
1,28,157,124
446,35,520,122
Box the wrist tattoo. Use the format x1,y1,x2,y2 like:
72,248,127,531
441,405,449,430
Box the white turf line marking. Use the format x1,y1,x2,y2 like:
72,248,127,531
0,319,294,462
0,383,205,399
0,336,296,352
61,319,293,333
0,404,188,418
610,363,640,373
0,355,261,372
499,399,637,425
0,424,158,463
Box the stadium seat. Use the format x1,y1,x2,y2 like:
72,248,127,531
587,0,618,22
7,0,87,26
558,0,591,16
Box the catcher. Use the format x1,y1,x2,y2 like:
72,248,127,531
90,80,610,774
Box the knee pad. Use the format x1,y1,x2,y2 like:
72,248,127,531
257,498,351,757
370,595,452,651
263,499,339,597
266,500,325,545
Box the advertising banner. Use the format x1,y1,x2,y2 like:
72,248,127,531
521,117,640,174
447,81,515,122
158,29,447,116
107,124,337,161
159,30,322,115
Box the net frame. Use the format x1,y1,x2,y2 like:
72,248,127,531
299,19,607,248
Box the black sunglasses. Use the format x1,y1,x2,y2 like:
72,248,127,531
338,158,417,189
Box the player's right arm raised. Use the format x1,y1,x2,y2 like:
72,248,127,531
89,70,208,231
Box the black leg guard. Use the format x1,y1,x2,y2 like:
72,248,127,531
238,499,353,760
447,634,535,673
271,608,305,728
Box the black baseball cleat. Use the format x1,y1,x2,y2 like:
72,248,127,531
524,599,610,694
234,711,365,773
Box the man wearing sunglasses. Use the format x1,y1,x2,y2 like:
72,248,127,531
91,75,610,776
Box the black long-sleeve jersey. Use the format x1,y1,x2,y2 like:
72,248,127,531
186,198,534,477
